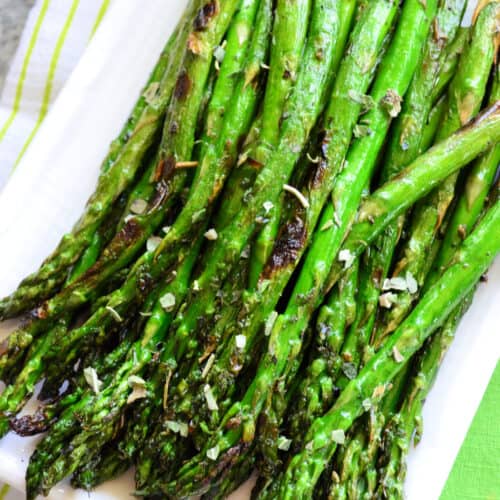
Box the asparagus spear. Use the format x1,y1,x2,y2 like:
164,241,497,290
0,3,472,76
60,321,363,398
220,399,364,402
150,0,358,454
124,0,275,482
166,99,500,499
0,1,201,318
275,199,500,497
325,100,500,294
22,321,140,497
320,90,452,498
378,2,499,340
258,0,455,488
24,228,204,498
431,26,470,103
332,0,467,393
177,0,388,440
247,0,346,285
426,66,500,287
287,260,359,441
71,439,131,491
152,0,268,262
164,3,444,496
167,0,353,371
0,181,134,405
324,368,408,500
25,3,269,476
377,74,500,495
0,0,243,377
32,0,250,320
377,291,475,498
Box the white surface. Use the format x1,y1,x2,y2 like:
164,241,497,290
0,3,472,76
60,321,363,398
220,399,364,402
0,1,116,189
0,1,497,499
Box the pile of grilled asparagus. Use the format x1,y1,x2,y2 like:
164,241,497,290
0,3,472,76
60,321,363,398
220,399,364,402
0,0,499,498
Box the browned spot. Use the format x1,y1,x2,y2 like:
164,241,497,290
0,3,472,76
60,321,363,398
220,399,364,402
10,410,50,436
263,217,307,278
187,33,203,55
160,155,176,181
432,18,441,42
169,121,179,135
247,157,264,170
283,69,292,80
125,214,145,235
310,159,328,188
372,267,383,287
210,443,250,480
0,339,7,357
342,352,353,362
36,303,49,320
153,158,166,182
193,1,218,31
174,71,192,100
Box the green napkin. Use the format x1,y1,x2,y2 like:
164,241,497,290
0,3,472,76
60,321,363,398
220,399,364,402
441,360,500,500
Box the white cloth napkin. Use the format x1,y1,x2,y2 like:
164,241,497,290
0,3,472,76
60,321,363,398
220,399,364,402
0,0,113,189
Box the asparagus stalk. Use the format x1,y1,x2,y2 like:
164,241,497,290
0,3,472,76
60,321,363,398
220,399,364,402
325,100,500,294
168,0,360,435
0,230,112,433
126,0,275,482
0,182,132,397
378,2,499,340
24,1,269,485
1,0,243,379
256,0,434,449
0,184,134,384
22,321,140,497
167,99,500,499
31,0,249,323
325,368,408,500
377,73,500,495
0,1,201,317
377,291,475,498
167,0,354,373
431,26,470,103
426,66,500,287
143,7,358,474
165,3,443,496
287,260,359,441
333,0,467,392
247,0,345,285
179,0,389,441
321,94,451,498
71,440,131,491
275,199,500,497
24,229,204,498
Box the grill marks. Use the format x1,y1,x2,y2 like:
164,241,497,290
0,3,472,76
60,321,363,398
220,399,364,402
263,217,307,278
193,1,219,31
174,71,193,101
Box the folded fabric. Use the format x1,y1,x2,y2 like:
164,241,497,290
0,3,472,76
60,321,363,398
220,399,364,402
0,0,112,189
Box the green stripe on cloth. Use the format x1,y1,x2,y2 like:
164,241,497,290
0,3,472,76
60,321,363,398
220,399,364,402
14,0,81,168
90,0,111,38
440,360,500,500
0,0,51,142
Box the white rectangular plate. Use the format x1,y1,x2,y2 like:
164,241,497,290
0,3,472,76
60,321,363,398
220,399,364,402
1,1,497,499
